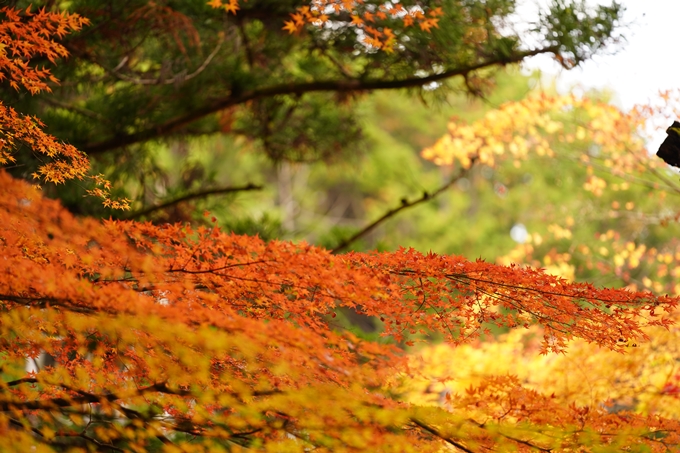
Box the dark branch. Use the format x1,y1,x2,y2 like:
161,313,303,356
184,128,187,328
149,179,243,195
441,272,654,305
0,381,190,412
410,418,477,453
466,418,554,452
1,294,97,314
124,183,263,220
58,432,126,452
9,417,47,439
82,47,558,155
331,160,475,254
167,260,273,275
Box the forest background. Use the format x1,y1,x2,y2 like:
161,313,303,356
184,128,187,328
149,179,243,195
4,0,680,451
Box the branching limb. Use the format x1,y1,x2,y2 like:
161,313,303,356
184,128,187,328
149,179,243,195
331,160,476,254
58,432,126,452
82,47,558,154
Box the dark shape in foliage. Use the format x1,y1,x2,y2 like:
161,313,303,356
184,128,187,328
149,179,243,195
657,121,680,168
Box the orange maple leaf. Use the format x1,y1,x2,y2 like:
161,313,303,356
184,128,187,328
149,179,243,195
429,7,444,17
283,20,299,34
223,0,239,14
365,26,383,39
291,12,305,26
419,18,439,32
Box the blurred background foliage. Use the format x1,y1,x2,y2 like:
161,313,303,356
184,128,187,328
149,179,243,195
2,0,627,251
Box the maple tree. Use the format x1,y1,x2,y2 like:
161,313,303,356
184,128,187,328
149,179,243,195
8,2,680,452
5,161,680,451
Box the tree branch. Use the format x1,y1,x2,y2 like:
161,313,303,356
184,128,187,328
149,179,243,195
124,183,263,220
81,47,558,155
40,97,110,123
410,418,477,453
0,381,190,412
107,34,224,86
331,161,475,254
466,418,554,452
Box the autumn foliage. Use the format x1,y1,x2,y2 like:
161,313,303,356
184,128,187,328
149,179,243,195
0,6,88,94
209,0,443,49
4,145,680,451
0,7,128,209
4,2,680,452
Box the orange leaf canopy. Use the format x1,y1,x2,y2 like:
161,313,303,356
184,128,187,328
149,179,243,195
1,168,678,451
0,6,127,209
0,6,88,94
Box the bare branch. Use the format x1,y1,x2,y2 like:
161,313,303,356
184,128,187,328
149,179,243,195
107,34,224,86
124,183,263,220
40,97,109,123
331,160,475,254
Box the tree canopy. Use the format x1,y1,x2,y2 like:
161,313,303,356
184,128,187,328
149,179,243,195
2,0,624,217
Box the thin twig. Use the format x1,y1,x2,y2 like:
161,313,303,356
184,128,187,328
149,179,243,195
442,272,650,305
75,433,126,452
107,34,224,86
40,97,109,123
124,183,263,220
410,418,476,453
466,418,554,452
167,260,273,274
